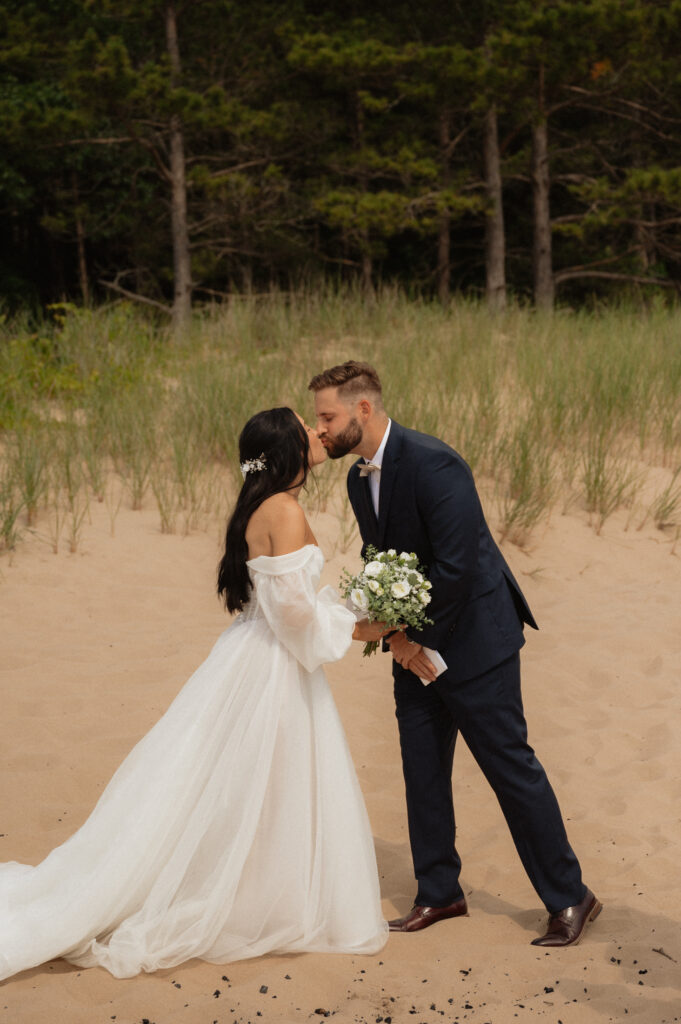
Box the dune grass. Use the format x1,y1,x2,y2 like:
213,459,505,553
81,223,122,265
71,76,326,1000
1,290,680,556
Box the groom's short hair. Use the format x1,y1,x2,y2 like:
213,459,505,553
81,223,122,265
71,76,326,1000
308,361,383,405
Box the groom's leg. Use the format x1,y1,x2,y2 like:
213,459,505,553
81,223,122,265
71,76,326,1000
393,665,463,907
436,653,585,914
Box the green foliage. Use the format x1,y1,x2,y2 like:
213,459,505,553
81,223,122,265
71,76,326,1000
1,294,681,558
3,0,681,305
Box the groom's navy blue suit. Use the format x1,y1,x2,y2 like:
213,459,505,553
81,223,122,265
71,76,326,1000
348,421,585,913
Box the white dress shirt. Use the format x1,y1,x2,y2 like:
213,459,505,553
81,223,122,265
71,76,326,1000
364,420,391,517
363,419,446,684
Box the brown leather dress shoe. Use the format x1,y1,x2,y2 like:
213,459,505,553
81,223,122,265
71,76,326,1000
531,888,602,947
388,897,468,933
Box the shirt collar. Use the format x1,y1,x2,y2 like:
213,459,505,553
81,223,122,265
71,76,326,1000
365,419,391,469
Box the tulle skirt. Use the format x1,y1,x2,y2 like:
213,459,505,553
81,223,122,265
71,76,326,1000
0,616,387,980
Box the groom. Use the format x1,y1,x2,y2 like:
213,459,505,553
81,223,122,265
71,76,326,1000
308,360,601,946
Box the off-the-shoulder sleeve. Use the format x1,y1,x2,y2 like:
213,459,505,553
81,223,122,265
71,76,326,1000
248,547,355,673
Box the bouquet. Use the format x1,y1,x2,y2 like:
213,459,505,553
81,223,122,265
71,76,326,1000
340,546,433,656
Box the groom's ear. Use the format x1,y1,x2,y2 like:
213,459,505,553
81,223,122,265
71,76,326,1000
357,398,372,420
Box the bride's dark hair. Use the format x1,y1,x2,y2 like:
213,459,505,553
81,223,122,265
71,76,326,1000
217,407,310,613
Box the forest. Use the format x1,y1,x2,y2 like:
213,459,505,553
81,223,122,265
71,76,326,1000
3,0,681,327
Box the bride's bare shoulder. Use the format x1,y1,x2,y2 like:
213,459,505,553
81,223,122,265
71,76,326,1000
246,494,307,557
256,491,304,523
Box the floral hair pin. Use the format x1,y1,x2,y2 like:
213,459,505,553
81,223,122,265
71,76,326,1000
240,453,267,479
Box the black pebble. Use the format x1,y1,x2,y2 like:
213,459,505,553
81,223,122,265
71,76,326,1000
259,985,268,994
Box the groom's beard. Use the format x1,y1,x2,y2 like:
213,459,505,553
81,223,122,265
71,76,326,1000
322,417,363,459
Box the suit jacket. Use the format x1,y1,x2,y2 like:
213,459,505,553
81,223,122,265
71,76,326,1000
347,421,538,683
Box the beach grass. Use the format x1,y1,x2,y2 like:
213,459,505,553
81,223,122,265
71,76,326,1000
1,290,680,556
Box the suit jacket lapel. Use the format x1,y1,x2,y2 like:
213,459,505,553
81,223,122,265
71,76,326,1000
350,458,380,548
377,422,402,548
361,474,379,536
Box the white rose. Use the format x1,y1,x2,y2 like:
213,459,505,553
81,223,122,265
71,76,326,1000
351,588,369,611
419,591,431,605
368,579,381,593
391,580,411,599
364,561,383,577
387,548,397,558
398,551,411,563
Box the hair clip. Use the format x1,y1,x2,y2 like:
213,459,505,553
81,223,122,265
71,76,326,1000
240,453,267,479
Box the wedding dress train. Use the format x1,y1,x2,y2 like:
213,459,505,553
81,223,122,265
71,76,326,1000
0,545,387,980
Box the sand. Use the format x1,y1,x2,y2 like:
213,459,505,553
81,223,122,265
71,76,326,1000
1,489,680,1024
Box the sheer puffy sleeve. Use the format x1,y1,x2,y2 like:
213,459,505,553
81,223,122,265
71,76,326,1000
248,546,355,673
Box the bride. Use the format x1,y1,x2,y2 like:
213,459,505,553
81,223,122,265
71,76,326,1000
0,407,389,981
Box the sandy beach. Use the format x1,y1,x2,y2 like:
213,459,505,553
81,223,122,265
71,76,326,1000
1,489,680,1024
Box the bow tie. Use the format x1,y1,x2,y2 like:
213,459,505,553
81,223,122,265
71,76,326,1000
359,461,380,477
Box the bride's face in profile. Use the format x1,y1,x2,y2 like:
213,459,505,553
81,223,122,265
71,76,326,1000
296,413,326,468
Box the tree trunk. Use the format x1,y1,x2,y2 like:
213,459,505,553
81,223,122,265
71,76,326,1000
165,3,192,335
354,92,374,297
72,172,89,305
483,106,506,312
361,241,373,296
531,117,554,310
437,109,451,305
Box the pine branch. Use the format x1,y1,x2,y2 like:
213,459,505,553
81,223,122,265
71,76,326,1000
99,276,172,313
555,269,677,288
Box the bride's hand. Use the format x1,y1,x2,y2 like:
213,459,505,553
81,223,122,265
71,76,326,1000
352,620,402,643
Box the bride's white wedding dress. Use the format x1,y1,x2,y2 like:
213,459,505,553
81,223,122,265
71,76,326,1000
0,545,387,981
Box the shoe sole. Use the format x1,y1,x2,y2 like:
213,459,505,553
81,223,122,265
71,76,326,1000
388,909,469,932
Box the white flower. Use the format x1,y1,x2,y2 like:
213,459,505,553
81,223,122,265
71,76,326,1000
391,580,411,599
364,560,383,577
240,453,267,479
340,546,433,656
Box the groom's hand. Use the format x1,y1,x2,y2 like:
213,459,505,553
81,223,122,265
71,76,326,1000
388,632,437,682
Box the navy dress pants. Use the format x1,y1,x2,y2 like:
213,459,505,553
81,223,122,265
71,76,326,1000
393,652,586,914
